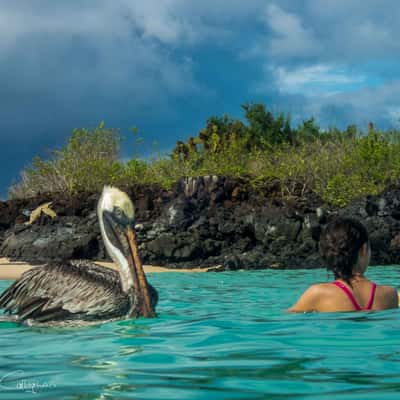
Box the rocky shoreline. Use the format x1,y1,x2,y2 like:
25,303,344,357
0,176,399,270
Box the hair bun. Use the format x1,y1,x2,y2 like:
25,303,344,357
319,217,369,282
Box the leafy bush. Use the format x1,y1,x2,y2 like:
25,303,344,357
9,105,400,208
9,124,123,198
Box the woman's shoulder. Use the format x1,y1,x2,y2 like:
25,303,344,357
376,283,397,296
375,283,398,308
288,282,336,312
305,282,337,294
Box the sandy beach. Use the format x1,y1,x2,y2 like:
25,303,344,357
0,258,211,280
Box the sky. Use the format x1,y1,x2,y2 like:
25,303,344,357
1,0,400,197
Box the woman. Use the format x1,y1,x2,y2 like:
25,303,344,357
289,217,398,312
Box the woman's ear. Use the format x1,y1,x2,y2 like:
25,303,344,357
355,242,370,273
360,242,369,256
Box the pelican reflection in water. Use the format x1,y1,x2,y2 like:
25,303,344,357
0,186,158,326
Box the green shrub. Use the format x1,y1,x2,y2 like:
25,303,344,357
9,124,123,198
324,174,382,208
9,106,400,208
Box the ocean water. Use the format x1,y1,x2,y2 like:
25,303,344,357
1,266,400,400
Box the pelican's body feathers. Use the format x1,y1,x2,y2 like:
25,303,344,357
0,187,158,326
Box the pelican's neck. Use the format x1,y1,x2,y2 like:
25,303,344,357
98,212,133,293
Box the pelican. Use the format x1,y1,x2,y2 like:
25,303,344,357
0,186,157,326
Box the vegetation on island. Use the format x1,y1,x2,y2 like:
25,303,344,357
9,104,400,207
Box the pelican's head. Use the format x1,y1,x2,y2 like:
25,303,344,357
98,187,136,260
98,186,135,225
98,186,156,318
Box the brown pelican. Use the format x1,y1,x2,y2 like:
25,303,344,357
0,186,157,326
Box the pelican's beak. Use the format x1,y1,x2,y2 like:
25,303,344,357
125,225,156,318
103,210,156,318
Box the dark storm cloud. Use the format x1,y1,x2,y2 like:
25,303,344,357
0,1,205,194
1,1,400,196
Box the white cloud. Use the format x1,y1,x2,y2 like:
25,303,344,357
0,1,205,126
0,1,267,52
263,4,320,58
0,2,188,48
297,80,400,129
121,1,188,44
388,107,400,125
246,1,400,128
272,64,366,96
262,0,400,62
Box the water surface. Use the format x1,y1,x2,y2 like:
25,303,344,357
1,266,400,399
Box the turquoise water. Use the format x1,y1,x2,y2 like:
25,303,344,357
1,266,400,400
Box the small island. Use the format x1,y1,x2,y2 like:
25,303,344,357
1,104,399,270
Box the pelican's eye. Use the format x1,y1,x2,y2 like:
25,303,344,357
114,207,124,218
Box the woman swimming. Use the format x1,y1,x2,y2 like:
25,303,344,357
289,217,398,312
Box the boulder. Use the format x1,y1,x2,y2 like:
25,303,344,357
0,219,100,262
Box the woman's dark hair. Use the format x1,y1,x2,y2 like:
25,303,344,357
319,217,369,283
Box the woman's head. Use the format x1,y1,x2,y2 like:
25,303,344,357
319,217,370,282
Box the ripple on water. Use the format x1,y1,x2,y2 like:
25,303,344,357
1,267,400,399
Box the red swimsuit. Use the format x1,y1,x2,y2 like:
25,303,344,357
333,280,377,311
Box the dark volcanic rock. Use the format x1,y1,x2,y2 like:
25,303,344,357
0,215,101,263
1,176,400,270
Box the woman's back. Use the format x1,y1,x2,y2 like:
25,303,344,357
290,217,398,313
290,276,398,313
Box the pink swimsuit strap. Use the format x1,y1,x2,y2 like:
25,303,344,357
333,281,377,311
